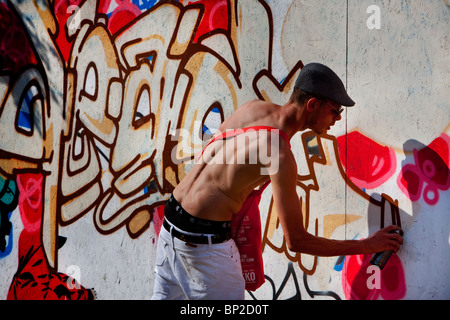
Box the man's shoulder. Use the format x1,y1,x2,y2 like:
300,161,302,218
241,99,281,109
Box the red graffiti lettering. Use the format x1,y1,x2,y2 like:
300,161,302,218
337,131,397,190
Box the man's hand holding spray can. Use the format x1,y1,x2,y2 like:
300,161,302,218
370,195,404,270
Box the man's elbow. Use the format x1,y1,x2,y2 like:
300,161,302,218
285,233,310,253
287,241,297,252
286,240,306,253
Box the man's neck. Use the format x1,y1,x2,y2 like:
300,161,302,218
280,102,307,138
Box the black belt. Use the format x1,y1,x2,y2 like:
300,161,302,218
163,219,231,244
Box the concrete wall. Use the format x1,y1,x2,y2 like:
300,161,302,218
0,0,448,300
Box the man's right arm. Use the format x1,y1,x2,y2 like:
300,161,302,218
269,148,403,257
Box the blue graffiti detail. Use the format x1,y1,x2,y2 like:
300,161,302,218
0,177,19,257
132,0,162,12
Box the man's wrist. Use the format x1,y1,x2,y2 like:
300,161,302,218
358,238,373,254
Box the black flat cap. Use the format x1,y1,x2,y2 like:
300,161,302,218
295,63,355,106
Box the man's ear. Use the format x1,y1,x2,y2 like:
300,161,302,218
305,97,318,112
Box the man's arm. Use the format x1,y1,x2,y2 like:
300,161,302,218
269,149,403,257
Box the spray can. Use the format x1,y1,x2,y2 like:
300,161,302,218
370,229,403,270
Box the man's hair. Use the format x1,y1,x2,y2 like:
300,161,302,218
289,87,314,106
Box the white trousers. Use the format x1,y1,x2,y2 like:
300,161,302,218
152,225,245,300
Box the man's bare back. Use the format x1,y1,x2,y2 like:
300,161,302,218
173,100,293,221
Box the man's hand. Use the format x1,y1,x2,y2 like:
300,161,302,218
364,225,404,254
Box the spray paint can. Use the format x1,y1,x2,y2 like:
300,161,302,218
370,229,403,270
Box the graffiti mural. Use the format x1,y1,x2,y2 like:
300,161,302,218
0,0,449,299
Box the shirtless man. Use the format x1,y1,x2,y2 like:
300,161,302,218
152,63,403,300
